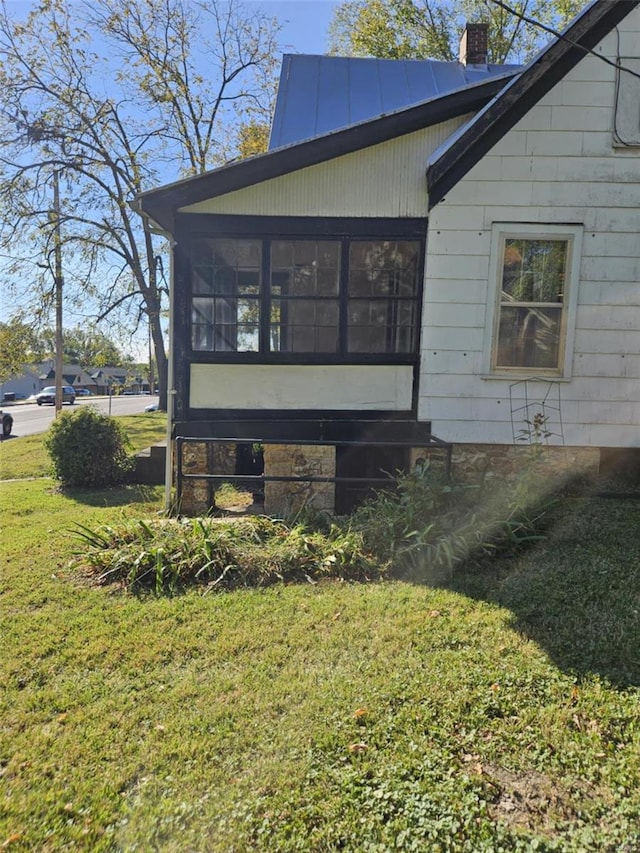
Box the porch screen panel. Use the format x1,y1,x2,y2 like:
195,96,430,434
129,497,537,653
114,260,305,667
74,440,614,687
269,240,340,353
191,238,261,352
347,241,420,353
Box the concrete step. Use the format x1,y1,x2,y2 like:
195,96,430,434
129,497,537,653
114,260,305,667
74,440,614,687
130,442,166,485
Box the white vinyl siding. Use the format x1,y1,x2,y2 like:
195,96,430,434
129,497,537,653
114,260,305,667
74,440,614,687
421,7,640,448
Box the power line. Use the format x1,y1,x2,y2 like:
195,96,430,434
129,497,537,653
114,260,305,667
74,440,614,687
486,0,640,81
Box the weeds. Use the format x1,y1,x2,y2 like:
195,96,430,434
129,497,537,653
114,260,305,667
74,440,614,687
349,462,555,580
72,515,383,593
72,461,559,594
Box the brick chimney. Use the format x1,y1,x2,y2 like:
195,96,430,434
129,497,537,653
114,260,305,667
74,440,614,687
459,23,489,66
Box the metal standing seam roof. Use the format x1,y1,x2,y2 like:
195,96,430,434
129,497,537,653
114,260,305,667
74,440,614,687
269,54,521,150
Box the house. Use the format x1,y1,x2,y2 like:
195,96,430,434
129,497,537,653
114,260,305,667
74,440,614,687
89,367,129,396
135,0,640,514
1,364,42,401
39,363,98,393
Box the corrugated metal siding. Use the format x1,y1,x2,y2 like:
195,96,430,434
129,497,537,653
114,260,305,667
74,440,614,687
181,117,470,218
418,12,640,449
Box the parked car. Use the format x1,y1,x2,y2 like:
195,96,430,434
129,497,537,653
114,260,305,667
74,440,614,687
76,388,94,396
35,385,76,406
1,409,13,438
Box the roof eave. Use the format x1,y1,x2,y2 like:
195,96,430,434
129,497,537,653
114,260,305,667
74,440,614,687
136,72,517,234
427,0,640,210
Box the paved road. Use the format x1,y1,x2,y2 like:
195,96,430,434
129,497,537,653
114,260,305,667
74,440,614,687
2,395,161,439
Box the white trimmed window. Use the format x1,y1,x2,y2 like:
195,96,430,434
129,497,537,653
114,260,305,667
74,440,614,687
486,223,582,377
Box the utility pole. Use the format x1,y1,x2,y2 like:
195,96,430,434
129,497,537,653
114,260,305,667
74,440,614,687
148,316,155,394
52,169,64,414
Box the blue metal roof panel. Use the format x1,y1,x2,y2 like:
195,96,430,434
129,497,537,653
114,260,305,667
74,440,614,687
269,54,521,150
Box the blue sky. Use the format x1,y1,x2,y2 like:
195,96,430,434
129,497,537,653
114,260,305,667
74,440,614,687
255,0,339,55
1,0,340,347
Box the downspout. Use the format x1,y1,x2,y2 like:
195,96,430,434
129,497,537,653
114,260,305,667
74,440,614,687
164,246,176,513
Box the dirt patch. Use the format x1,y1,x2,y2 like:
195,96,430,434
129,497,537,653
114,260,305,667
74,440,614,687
482,763,598,832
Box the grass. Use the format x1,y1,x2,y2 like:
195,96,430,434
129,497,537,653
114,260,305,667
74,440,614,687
0,411,166,480
1,430,639,851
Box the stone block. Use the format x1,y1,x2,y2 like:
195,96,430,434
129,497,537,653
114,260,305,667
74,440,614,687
264,444,335,516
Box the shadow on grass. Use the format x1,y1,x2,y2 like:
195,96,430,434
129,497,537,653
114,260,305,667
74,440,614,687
416,492,640,689
62,483,164,508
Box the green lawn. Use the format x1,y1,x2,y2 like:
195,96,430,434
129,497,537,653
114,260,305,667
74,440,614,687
0,411,167,481
1,423,639,851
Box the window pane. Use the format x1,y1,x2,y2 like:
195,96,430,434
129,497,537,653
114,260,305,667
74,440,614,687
190,238,261,352
192,266,214,294
192,297,214,350
270,299,338,353
293,266,315,296
348,241,420,297
346,241,420,354
236,325,259,352
270,240,340,298
502,239,566,303
348,299,416,353
269,240,340,353
496,306,562,369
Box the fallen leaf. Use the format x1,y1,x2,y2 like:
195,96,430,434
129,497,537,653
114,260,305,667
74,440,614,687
352,708,368,720
348,742,367,753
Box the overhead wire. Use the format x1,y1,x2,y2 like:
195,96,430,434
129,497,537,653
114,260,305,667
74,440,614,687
485,0,640,81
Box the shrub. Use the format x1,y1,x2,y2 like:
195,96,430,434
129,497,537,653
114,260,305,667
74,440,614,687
44,406,134,487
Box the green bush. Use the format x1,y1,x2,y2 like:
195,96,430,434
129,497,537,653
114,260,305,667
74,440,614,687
44,406,134,487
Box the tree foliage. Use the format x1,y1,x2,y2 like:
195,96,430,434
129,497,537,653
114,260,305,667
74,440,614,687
328,0,583,63
29,326,131,368
0,320,36,383
236,119,271,159
0,0,282,410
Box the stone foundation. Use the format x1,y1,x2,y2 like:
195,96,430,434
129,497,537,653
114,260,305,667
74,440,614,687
264,444,335,516
449,443,601,486
175,435,606,517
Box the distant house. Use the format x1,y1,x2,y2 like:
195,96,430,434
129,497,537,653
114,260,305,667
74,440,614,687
39,363,97,393
1,364,42,401
136,0,640,513
2,362,138,398
88,367,129,396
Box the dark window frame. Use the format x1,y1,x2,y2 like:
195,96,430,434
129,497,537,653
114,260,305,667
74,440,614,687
177,215,427,366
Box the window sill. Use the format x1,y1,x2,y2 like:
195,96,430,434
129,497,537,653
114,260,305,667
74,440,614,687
480,373,571,382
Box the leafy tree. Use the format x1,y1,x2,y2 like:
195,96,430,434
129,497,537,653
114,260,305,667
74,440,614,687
0,0,281,410
0,319,36,383
328,0,583,63
237,120,271,159
31,326,130,368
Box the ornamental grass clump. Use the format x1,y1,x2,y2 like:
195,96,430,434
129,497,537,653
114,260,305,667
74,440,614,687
45,406,134,487
72,515,383,594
